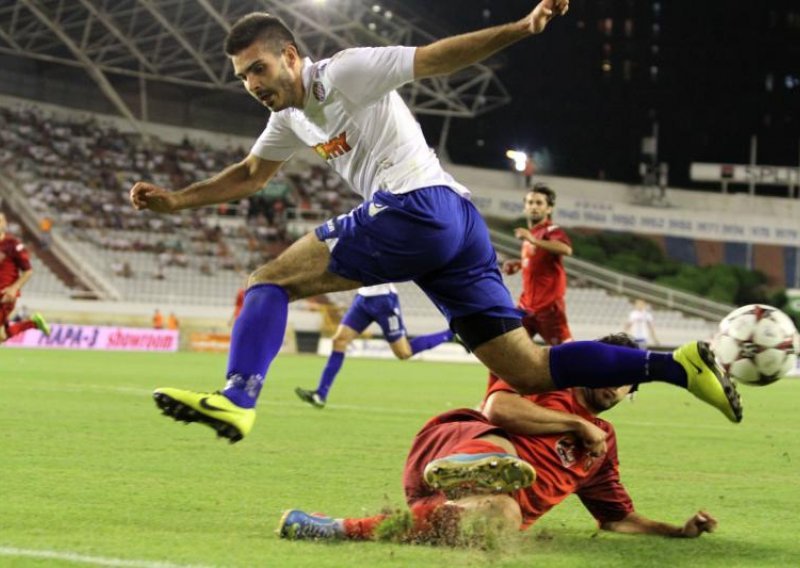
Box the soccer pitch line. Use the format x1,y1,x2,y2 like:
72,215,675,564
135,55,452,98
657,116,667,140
0,546,216,568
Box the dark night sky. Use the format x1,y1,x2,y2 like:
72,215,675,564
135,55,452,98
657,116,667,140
392,0,800,190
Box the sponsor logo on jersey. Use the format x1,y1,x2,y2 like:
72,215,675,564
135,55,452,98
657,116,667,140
368,202,388,217
314,132,352,160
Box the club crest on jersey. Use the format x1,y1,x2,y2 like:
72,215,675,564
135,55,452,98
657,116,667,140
314,132,352,160
555,435,577,468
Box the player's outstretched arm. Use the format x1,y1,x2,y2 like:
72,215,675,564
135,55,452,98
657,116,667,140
1,268,33,303
600,510,718,538
130,155,283,213
414,0,569,79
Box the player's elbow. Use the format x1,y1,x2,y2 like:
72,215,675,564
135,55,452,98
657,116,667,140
563,246,573,257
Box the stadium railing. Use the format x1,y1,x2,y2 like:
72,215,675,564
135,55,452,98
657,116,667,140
490,229,734,321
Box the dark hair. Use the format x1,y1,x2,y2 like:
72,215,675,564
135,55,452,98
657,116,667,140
529,182,556,208
597,333,639,350
224,13,298,56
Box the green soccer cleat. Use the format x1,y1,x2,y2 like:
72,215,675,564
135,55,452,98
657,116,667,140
152,388,255,443
673,341,743,423
423,452,536,495
31,312,50,337
294,387,326,408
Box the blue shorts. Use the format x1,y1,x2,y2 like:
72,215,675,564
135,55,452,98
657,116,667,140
341,292,406,342
315,186,521,323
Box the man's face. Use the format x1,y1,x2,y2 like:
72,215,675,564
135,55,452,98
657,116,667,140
523,191,552,224
581,385,633,413
232,41,301,112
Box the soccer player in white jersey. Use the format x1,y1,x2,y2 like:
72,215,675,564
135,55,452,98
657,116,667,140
130,0,741,444
295,283,456,408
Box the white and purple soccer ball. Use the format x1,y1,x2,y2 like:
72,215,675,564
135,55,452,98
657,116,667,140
712,304,800,386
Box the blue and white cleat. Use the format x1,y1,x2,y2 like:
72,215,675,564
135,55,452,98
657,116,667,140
278,509,343,540
423,452,536,494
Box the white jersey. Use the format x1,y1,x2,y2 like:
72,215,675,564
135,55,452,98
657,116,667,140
627,309,654,340
357,283,398,297
251,47,469,201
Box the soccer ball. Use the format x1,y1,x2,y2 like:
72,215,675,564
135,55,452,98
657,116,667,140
712,304,800,386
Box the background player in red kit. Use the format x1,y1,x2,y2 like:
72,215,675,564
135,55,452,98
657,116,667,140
279,334,718,543
503,184,573,345
0,213,50,343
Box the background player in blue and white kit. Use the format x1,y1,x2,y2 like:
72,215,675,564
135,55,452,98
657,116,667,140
130,0,740,444
295,283,455,408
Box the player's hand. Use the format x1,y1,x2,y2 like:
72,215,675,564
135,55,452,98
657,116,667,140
514,227,534,243
130,182,179,213
528,0,569,35
575,420,607,457
681,510,717,537
1,286,18,303
502,259,522,275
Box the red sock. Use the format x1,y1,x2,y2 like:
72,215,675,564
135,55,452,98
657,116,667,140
6,320,36,338
448,438,509,456
343,514,388,540
341,495,453,541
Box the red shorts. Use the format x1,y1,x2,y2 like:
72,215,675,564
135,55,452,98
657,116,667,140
521,298,572,346
0,300,16,326
402,409,504,507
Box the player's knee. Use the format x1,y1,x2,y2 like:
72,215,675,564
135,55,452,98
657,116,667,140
390,338,413,359
485,495,522,530
394,348,412,360
0,327,6,342
332,337,351,351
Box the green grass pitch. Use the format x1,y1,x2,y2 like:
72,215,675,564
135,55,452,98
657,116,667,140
2,348,799,567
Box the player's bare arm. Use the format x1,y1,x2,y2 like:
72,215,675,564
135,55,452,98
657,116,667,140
130,155,282,213
600,510,718,538
483,390,607,456
414,0,569,79
1,268,32,303
514,228,573,256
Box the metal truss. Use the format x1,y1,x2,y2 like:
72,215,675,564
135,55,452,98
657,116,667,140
0,0,510,123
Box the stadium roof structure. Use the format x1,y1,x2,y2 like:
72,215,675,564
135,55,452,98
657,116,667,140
0,0,511,129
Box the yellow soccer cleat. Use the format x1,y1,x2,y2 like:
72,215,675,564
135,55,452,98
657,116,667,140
31,312,51,337
673,341,743,423
423,452,536,495
152,388,255,443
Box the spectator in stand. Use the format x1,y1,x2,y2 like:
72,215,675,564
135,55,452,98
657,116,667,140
503,184,573,346
625,299,659,349
152,309,164,330
167,312,180,330
38,216,53,249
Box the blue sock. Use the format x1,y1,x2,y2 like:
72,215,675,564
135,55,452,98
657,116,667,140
316,351,345,400
549,341,688,389
222,283,289,408
409,329,454,355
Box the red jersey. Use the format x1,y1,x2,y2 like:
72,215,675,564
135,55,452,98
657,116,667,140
485,378,633,528
0,234,31,291
519,220,570,312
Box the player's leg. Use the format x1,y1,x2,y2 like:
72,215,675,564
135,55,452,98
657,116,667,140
0,303,48,342
153,233,362,441
374,293,454,360
296,321,362,408
418,196,741,423
535,300,573,346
